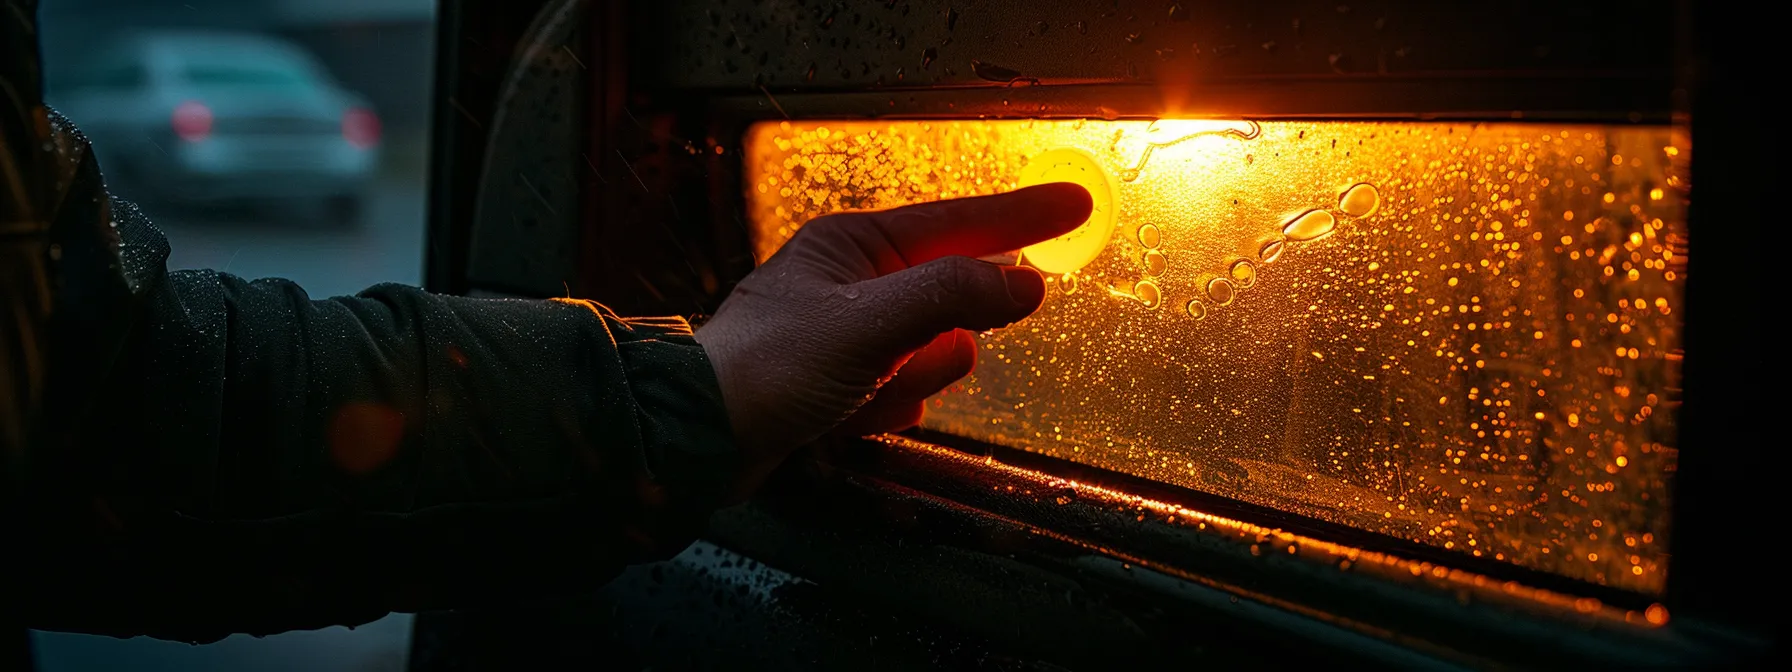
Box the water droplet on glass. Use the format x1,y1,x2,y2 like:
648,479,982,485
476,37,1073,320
1339,182,1381,217
1074,20,1088,35
1168,2,1189,20
946,7,960,31
1060,272,1080,294
1281,209,1337,242
1230,259,1257,288
1125,32,1143,44
840,286,861,299
1134,280,1161,308
1186,299,1207,320
1260,240,1286,263
805,62,817,81
1143,249,1167,275
921,48,938,68
972,59,1024,83
1207,277,1237,305
1034,21,1050,35
1137,223,1161,248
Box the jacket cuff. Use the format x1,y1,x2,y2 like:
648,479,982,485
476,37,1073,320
609,316,740,508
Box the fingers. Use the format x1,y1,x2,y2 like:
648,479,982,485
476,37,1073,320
831,329,976,437
852,256,1047,353
883,329,978,403
831,401,925,439
864,183,1093,267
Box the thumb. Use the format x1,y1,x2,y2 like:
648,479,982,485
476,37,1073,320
851,256,1048,354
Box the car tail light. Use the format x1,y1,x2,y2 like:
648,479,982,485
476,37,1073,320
171,101,212,142
342,107,381,149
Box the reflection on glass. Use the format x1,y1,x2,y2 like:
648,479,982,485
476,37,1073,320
744,119,1687,594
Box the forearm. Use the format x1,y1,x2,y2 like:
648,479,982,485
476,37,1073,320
22,263,737,641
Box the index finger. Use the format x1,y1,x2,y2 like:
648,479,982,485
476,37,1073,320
865,182,1093,267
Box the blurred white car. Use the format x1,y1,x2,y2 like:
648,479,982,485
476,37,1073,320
48,30,381,220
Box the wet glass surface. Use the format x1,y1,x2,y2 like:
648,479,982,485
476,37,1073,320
745,119,1687,594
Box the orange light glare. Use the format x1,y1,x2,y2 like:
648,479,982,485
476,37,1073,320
743,119,1688,594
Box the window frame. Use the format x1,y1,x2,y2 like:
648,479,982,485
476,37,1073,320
420,0,1776,667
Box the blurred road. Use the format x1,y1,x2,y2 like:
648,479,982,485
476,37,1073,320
148,177,429,298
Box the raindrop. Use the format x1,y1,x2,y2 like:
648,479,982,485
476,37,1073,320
805,62,817,81
921,47,938,68
1260,240,1285,263
1034,21,1050,35
1339,182,1381,217
1186,299,1207,320
946,7,960,31
1207,277,1237,305
1168,2,1189,20
1137,223,1161,248
1143,249,1168,275
971,59,1024,83
1230,260,1257,288
1060,273,1080,295
1074,20,1088,35
1281,209,1337,242
1125,31,1143,44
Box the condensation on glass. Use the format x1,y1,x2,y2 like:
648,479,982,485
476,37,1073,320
742,119,1688,595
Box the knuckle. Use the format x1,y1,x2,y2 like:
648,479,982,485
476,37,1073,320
933,256,985,294
787,218,831,247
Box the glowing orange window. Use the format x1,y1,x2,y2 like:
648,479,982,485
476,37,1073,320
744,119,1687,595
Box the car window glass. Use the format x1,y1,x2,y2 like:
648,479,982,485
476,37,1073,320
93,63,147,90
182,62,314,88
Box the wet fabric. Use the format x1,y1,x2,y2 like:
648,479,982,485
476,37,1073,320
2,0,737,655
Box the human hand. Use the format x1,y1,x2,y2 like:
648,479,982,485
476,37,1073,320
693,183,1093,486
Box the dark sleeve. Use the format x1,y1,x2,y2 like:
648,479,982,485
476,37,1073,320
17,134,739,643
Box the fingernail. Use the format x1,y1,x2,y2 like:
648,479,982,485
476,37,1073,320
978,251,1020,265
1001,266,1046,307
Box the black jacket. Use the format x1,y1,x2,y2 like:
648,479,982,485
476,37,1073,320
2,0,737,663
